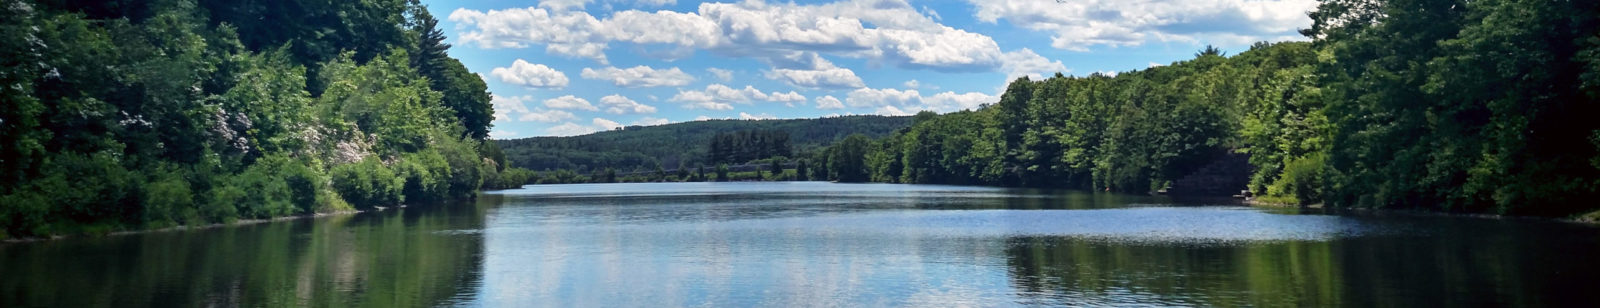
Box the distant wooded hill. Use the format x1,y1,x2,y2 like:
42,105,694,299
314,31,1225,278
494,115,912,172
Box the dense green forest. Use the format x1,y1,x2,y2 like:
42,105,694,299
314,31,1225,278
494,116,910,172
4,0,1599,240
0,0,534,238
817,0,1600,218
708,129,792,165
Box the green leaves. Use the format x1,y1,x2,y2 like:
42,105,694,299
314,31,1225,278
819,42,1326,197
829,134,872,183
0,0,497,236
1315,0,1600,215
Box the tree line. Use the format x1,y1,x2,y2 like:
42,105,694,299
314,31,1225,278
708,129,791,164
815,0,1600,218
0,0,533,238
494,116,910,173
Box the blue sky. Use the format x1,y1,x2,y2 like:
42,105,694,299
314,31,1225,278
420,0,1316,138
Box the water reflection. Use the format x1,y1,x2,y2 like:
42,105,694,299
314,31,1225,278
1004,215,1600,307
5,182,1600,307
0,199,490,307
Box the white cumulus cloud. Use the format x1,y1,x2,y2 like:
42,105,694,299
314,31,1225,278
545,117,629,137
739,112,776,120
593,117,623,130
923,91,998,111
815,95,845,110
1001,48,1068,80
489,130,520,139
580,65,696,87
450,0,1009,72
768,91,807,107
875,105,912,116
669,83,802,109
518,108,578,123
845,87,997,113
546,122,599,136
846,87,922,108
599,94,658,114
491,59,570,88
764,57,866,89
968,0,1316,51
633,116,671,126
544,95,598,111
491,94,535,121
706,67,734,81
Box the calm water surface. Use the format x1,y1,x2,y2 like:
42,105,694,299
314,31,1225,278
4,182,1599,307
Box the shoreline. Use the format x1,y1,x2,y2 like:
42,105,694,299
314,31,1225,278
1243,198,1600,226
0,206,402,244
11,184,1597,243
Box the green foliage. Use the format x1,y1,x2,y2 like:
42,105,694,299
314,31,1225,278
484,167,536,189
0,176,62,236
534,169,587,184
21,152,138,233
396,150,451,203
316,50,445,155
1592,131,1600,170
434,132,489,199
829,134,872,183
795,159,811,181
201,0,413,93
709,129,793,164
715,164,730,182
826,45,1298,192
409,7,493,140
201,182,243,224
497,116,911,173
803,0,1600,217
330,158,403,210
0,0,497,237
1308,0,1600,215
218,48,314,158
0,1,49,187
230,154,312,218
1267,154,1325,206
140,165,195,228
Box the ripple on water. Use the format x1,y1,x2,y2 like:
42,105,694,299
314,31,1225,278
779,206,1401,245
432,229,485,236
483,205,1405,246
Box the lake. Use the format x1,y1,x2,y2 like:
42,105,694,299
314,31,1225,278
3,182,1598,307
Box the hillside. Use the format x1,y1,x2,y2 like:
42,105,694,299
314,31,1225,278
0,0,516,238
495,115,912,172
816,0,1600,217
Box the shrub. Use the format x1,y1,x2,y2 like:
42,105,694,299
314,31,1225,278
140,166,195,228
0,181,56,237
233,156,297,218
331,158,403,209
1268,154,1325,206
204,181,244,224
535,169,585,184
279,160,322,214
484,167,535,189
397,151,450,203
435,135,486,198
43,152,136,225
